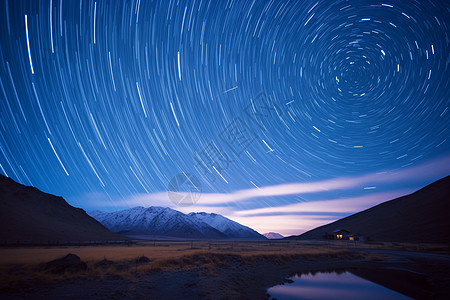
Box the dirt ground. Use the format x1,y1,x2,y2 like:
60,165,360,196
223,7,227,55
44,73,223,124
0,240,449,299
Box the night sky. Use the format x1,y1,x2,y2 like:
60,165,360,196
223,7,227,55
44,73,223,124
0,0,449,235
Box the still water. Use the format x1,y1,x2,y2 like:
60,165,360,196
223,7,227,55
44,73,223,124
267,271,411,300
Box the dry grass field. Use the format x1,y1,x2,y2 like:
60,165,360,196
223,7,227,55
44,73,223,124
0,240,412,266
0,241,349,275
1,240,449,299
1,240,447,275
2,240,448,266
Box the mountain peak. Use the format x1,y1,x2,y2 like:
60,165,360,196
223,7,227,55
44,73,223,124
263,232,284,239
187,211,265,239
90,207,266,240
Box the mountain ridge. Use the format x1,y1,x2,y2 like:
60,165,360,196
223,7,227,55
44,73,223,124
286,175,450,243
188,211,264,239
0,174,125,243
263,232,284,239
89,206,266,240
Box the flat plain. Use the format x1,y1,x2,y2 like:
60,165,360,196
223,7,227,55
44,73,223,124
1,240,449,299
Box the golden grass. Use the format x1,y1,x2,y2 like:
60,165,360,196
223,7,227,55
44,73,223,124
0,239,446,286
0,241,326,266
2,239,445,267
0,240,347,283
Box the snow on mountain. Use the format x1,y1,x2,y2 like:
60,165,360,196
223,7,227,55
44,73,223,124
89,207,265,240
89,207,225,239
188,212,266,239
263,232,284,239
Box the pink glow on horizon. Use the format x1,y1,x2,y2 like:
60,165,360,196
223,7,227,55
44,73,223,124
79,154,450,236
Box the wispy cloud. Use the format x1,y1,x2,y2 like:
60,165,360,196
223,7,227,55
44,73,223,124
230,215,339,237
77,155,450,236
175,189,414,236
234,190,414,217
95,154,450,208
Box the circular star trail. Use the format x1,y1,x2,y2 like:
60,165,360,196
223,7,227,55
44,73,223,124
0,0,448,208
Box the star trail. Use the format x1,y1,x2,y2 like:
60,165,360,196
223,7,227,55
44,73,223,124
0,0,449,234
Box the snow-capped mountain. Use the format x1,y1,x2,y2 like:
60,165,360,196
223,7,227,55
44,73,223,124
89,207,225,239
89,206,265,240
188,212,265,239
263,232,284,239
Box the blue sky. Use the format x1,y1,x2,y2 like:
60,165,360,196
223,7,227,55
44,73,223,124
0,0,449,235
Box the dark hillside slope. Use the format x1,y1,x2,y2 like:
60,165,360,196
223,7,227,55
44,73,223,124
288,176,450,243
0,175,125,243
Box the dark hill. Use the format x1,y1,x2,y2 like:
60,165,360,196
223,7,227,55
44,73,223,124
0,175,126,244
287,176,450,243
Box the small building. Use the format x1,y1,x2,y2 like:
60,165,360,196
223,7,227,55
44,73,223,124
323,229,364,241
347,234,365,242
333,229,351,240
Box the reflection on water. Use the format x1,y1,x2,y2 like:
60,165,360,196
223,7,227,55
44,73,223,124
267,271,412,300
